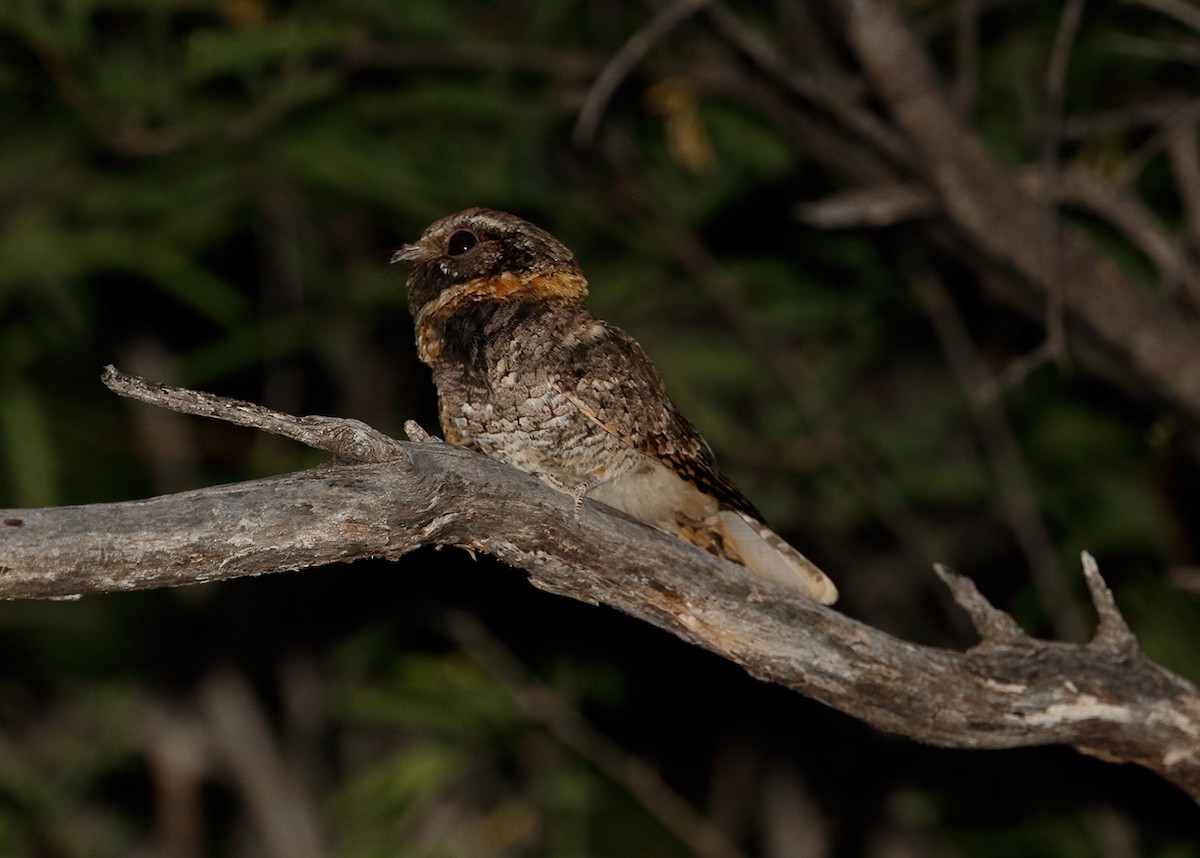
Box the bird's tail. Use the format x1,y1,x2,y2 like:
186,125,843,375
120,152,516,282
714,510,838,604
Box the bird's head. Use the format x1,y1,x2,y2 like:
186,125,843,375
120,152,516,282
392,208,588,326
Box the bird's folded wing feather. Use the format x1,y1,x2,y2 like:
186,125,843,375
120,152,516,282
548,321,838,605
547,320,761,519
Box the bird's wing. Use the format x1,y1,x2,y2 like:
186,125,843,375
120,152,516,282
547,320,761,520
549,320,838,604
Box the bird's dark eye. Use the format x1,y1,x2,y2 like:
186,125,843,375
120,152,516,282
447,229,478,256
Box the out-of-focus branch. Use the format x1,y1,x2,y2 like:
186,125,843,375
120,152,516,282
1168,129,1200,256
1123,0,1200,35
573,0,717,144
812,0,1200,422
707,5,912,168
1020,166,1200,307
199,672,328,858
1038,0,1087,361
685,5,1200,422
795,182,937,228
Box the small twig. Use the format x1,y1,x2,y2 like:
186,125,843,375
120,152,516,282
1061,97,1197,139
1080,551,1138,652
933,563,1026,644
708,5,911,167
1166,564,1200,597
1039,0,1087,368
573,0,717,145
141,701,210,858
199,672,327,858
795,182,938,228
102,365,406,464
994,337,1060,395
1118,98,1200,187
1110,32,1200,65
758,763,831,858
403,420,442,444
446,612,750,858
1122,0,1200,34
1046,0,1087,134
1167,128,1200,259
1021,166,1200,306
953,0,982,117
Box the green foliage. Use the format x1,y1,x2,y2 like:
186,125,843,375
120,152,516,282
0,375,59,506
326,643,685,858
0,685,141,858
1023,398,1168,559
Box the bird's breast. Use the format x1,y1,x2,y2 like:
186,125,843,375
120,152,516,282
435,369,642,484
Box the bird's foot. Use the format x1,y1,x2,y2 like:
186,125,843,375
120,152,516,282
540,473,603,519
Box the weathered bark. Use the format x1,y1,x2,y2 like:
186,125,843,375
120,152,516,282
1,371,1198,804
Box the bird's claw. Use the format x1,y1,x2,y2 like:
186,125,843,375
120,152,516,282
541,473,603,520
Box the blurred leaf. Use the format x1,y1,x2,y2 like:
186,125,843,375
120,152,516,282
1024,400,1168,558
331,741,473,830
185,19,350,82
335,653,521,741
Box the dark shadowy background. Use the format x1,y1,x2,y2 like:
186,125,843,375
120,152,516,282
1,1,1199,855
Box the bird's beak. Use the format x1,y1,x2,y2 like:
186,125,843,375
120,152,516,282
390,240,435,265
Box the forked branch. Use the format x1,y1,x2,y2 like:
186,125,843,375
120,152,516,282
0,369,1198,803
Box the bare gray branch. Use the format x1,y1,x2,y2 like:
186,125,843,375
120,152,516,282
103,365,407,464
2,379,1199,803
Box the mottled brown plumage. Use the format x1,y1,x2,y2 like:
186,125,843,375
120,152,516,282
393,208,837,603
